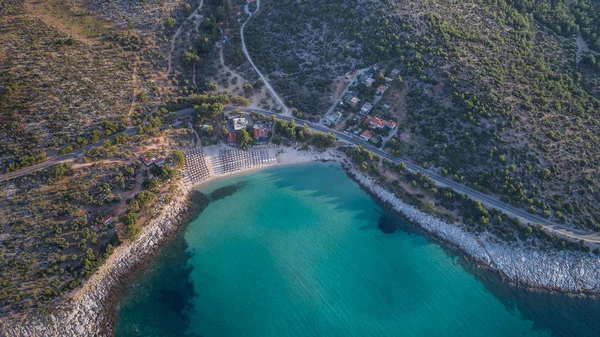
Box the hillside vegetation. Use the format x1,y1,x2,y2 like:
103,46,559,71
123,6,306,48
245,0,600,231
0,0,192,314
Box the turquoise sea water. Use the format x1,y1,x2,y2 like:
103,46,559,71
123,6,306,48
114,163,600,337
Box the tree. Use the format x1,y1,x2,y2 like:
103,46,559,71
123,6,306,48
90,129,101,142
136,190,157,209
183,50,200,65
237,129,252,149
195,102,224,117
172,150,185,167
216,5,227,21
166,17,177,28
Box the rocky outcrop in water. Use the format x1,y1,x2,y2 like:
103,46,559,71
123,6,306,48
349,169,600,294
0,189,189,337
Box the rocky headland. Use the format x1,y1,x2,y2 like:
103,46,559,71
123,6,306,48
0,184,191,337
346,167,600,295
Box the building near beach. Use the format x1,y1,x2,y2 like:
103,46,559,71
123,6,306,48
232,117,248,131
253,124,270,141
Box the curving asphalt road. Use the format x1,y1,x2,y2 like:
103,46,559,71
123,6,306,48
3,104,600,243
236,107,600,244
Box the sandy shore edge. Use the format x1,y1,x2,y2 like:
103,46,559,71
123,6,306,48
2,148,599,336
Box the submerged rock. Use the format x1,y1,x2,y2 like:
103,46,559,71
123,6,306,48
378,215,398,234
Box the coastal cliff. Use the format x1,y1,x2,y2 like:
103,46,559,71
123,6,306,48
0,186,190,337
347,168,600,294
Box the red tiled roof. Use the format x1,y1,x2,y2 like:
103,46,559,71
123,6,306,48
361,130,372,139
253,126,269,139
377,84,387,92
367,116,385,128
142,157,154,165
227,131,237,143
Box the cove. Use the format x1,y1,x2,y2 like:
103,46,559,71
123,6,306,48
114,162,600,337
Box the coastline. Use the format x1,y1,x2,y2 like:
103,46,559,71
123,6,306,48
342,165,600,296
1,147,599,336
0,181,191,337
0,146,337,337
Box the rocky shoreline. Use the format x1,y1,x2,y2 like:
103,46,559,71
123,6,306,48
2,157,600,336
0,184,191,337
344,166,600,295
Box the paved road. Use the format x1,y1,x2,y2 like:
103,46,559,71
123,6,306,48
237,107,600,244
240,0,290,114
4,104,600,244
0,108,195,182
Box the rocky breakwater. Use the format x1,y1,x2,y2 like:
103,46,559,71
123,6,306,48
348,169,600,294
0,187,190,337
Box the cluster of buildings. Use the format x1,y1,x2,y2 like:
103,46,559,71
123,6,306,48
226,115,272,143
338,66,401,145
360,115,396,141
342,67,400,117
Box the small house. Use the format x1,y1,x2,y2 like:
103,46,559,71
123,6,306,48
350,97,360,106
365,116,385,129
232,117,248,131
360,102,373,115
92,215,114,232
385,121,397,129
253,124,270,141
365,77,375,87
141,157,154,166
376,84,387,95
360,130,372,141
324,110,343,125
344,91,357,103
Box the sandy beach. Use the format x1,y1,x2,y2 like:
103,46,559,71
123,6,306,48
3,145,600,337
0,145,337,337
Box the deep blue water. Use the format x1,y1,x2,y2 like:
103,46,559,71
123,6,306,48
114,163,600,337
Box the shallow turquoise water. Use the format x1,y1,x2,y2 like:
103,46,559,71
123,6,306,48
114,163,600,337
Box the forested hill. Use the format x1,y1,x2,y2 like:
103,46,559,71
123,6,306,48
246,0,600,231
